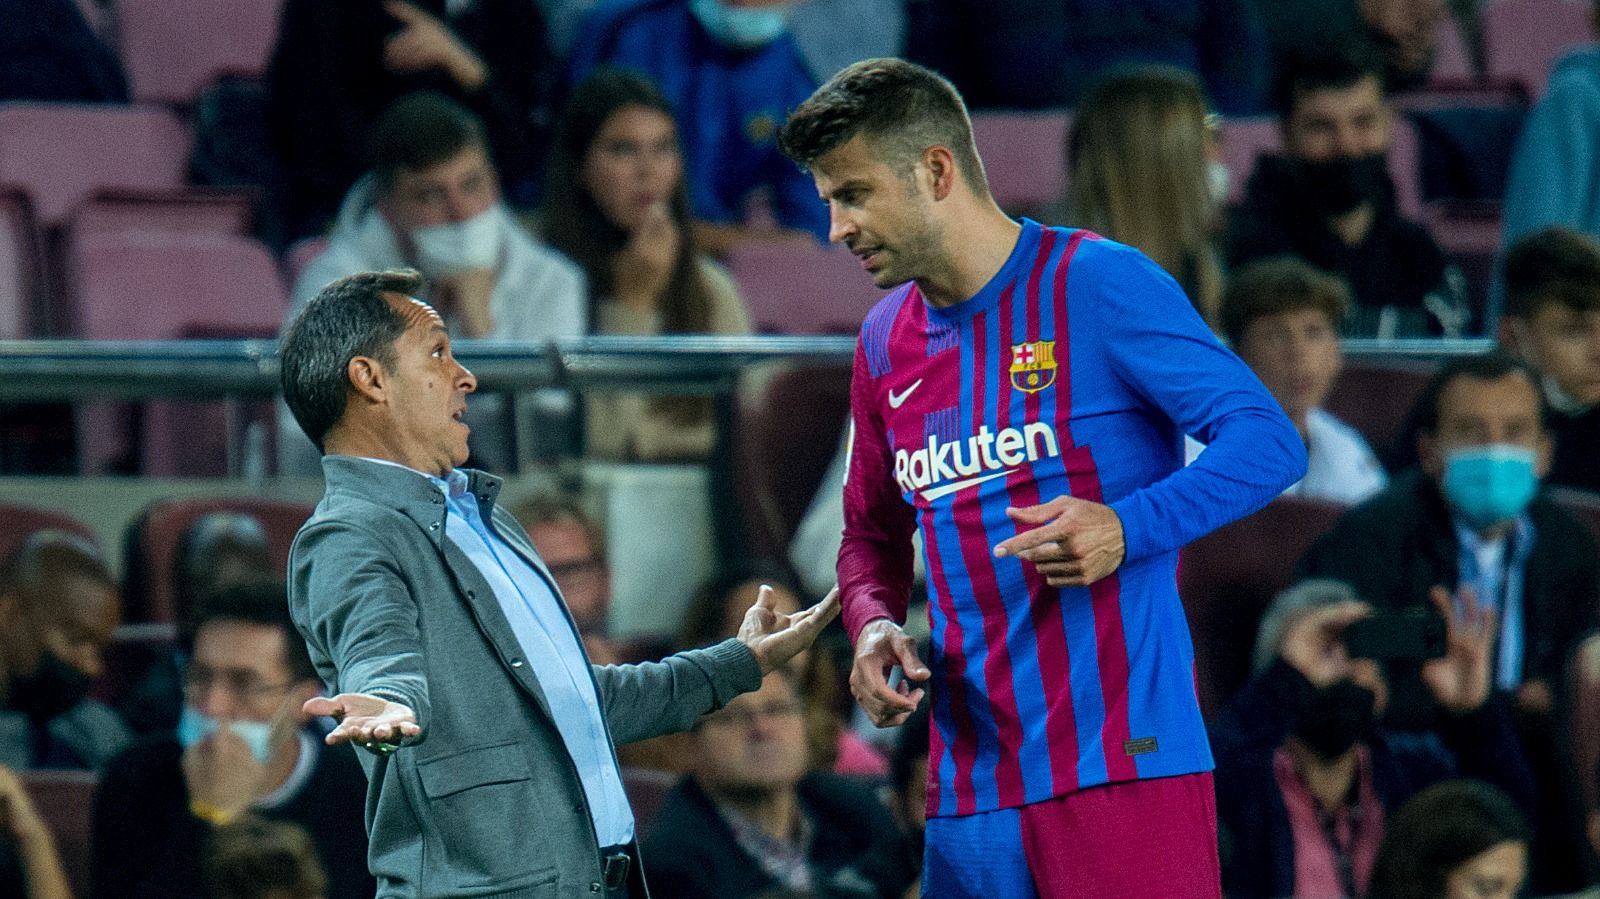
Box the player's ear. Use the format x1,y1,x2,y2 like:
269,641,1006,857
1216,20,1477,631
923,146,957,201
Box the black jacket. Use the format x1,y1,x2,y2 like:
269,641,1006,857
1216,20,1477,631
1550,403,1600,494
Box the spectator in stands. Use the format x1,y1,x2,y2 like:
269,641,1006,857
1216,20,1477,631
1265,0,1448,94
121,513,277,736
1499,228,1600,494
905,0,1268,114
511,493,618,663
566,2,830,249
1211,579,1535,899
282,92,585,473
1500,7,1600,263
542,69,752,461
266,0,560,239
1365,780,1531,899
91,582,373,899
1215,257,1388,504
1065,65,1225,325
0,764,73,899
204,817,328,899
0,531,128,770
641,668,893,898
1228,44,1461,337
822,705,927,899
0,0,127,103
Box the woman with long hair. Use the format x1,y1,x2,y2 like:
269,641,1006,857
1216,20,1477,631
1066,65,1226,327
542,67,751,460
1365,780,1531,899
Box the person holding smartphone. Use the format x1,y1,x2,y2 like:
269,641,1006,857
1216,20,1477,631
1209,578,1536,899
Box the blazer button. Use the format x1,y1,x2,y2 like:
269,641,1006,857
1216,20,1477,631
428,522,439,531
466,590,475,599
510,658,524,668
589,883,602,893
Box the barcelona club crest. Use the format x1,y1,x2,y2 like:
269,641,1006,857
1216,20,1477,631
1009,341,1057,393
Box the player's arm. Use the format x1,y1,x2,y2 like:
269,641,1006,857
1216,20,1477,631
837,341,928,726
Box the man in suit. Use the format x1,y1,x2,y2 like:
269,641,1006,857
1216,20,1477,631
278,268,838,898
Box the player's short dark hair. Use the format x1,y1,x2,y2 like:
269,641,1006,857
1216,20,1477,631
1413,352,1547,435
204,817,327,899
369,91,489,194
1502,227,1600,319
197,580,317,683
1273,42,1386,121
778,57,988,195
1220,257,1352,345
280,269,423,451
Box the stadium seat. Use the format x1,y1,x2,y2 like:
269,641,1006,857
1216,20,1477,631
0,104,190,228
0,503,98,562
67,230,286,474
0,187,39,338
970,110,1072,217
21,769,97,899
1179,495,1349,719
622,767,677,833
1482,0,1594,98
734,362,852,559
1322,358,1436,469
1428,13,1479,86
121,496,313,624
69,189,255,242
1570,635,1600,815
92,621,178,706
725,240,887,335
1220,116,1424,219
118,0,287,105
284,235,330,291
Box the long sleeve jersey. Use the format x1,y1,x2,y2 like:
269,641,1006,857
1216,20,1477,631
838,220,1306,818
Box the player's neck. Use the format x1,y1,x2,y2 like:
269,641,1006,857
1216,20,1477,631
918,204,1022,308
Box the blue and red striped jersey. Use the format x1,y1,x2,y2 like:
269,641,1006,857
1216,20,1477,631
838,220,1305,818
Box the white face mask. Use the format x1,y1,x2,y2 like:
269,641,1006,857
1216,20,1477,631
1207,160,1231,207
410,204,505,278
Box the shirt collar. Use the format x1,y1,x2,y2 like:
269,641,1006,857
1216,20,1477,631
354,456,469,498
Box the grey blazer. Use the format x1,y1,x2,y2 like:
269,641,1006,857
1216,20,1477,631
287,456,762,898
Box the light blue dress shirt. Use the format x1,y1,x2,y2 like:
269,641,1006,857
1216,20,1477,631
365,459,635,846
1454,516,1535,692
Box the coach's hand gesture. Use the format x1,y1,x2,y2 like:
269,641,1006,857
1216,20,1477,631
851,618,930,727
305,693,421,753
738,585,841,674
993,496,1126,587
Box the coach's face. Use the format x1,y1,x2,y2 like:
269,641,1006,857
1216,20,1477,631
811,134,942,290
379,295,477,476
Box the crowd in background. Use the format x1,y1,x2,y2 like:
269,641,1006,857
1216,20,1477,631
1,0,1599,897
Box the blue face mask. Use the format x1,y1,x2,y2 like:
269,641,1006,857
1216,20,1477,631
1441,444,1539,529
688,0,788,49
177,706,276,763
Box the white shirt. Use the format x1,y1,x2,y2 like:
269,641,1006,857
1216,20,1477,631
1186,407,1387,505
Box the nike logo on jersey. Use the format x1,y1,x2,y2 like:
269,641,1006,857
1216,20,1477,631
894,423,1061,501
887,379,923,409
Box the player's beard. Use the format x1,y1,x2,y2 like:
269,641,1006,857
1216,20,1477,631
877,219,946,290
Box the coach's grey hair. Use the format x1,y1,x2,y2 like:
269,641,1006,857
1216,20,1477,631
1251,579,1364,675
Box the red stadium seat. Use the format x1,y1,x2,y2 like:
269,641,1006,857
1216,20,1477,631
734,362,853,559
121,496,312,624
69,188,256,242
1179,496,1349,718
0,503,98,563
971,110,1072,217
1482,0,1593,98
92,622,179,705
21,769,97,899
284,235,330,291
725,240,887,335
1322,359,1436,467
0,104,190,228
1428,13,1479,86
1221,116,1424,219
118,0,287,105
0,186,39,338
1571,636,1600,815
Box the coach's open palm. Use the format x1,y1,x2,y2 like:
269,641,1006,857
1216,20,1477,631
738,585,841,673
305,693,421,753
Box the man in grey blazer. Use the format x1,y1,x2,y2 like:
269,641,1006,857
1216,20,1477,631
279,269,838,898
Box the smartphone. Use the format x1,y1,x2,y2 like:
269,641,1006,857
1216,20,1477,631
1344,607,1447,662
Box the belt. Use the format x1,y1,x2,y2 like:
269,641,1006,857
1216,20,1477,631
600,843,633,894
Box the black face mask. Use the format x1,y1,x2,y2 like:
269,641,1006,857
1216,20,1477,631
1293,153,1389,216
8,651,91,723
1293,680,1376,761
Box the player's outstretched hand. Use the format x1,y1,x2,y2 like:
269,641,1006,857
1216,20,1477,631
850,618,930,727
993,496,1126,587
738,585,841,674
305,693,421,754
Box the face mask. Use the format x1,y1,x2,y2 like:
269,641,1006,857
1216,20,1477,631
1293,152,1388,216
8,651,91,723
177,705,276,763
410,204,504,278
689,0,788,49
1442,444,1539,529
1293,680,1376,761
1207,160,1230,207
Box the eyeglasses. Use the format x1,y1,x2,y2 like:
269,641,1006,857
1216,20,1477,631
700,700,803,729
182,664,294,703
546,559,605,586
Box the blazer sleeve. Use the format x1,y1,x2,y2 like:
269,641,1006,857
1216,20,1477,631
592,639,762,745
289,519,432,742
